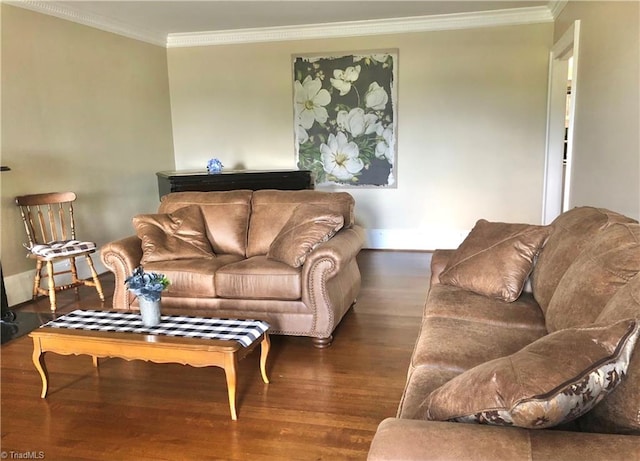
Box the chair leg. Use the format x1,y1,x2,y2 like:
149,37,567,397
45,260,57,312
33,260,44,300
85,255,105,302
69,257,81,296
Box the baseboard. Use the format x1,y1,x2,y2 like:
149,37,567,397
5,258,108,307
363,228,468,251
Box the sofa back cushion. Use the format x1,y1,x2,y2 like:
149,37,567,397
158,191,252,257
133,205,215,263
545,222,640,332
578,272,640,434
531,207,636,314
246,190,355,258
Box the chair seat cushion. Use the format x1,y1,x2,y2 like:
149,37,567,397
28,240,96,259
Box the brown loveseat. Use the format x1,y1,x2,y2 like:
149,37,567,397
101,189,365,347
368,207,640,460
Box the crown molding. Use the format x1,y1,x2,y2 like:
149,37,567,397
6,1,554,49
167,6,554,48
5,0,167,46
548,0,569,19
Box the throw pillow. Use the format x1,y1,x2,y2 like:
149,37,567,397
133,205,215,264
439,219,552,302
421,319,640,429
267,204,344,267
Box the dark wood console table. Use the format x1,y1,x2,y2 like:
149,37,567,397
156,169,314,199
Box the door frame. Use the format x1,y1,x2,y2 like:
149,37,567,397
542,20,581,224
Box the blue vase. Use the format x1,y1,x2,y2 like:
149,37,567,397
207,158,223,174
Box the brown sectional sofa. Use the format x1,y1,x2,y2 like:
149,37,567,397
101,189,365,347
368,207,640,460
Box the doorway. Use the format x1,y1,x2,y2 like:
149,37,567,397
542,21,581,224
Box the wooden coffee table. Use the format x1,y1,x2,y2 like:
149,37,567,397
29,310,270,420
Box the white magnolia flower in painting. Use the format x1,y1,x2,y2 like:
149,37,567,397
336,108,380,138
370,54,389,64
295,76,331,129
320,132,364,181
375,125,394,162
296,125,309,145
365,82,389,111
353,54,389,66
330,65,361,96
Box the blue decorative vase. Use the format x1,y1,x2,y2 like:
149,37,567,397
207,158,224,174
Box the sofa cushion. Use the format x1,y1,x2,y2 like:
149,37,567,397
531,207,637,314
247,190,355,257
398,366,462,419
144,255,244,298
439,219,552,302
158,191,252,257
215,256,302,300
411,315,546,372
133,205,215,264
579,272,640,434
267,204,344,267
421,319,640,429
545,222,640,332
424,284,546,330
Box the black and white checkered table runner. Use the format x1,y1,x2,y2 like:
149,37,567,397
41,309,269,347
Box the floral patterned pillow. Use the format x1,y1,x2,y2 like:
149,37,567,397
421,319,640,429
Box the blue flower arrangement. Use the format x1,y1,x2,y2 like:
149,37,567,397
207,158,224,173
125,266,170,302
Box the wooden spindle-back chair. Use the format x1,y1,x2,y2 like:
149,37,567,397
15,192,104,312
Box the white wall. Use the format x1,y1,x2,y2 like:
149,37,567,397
167,23,553,249
555,1,640,219
1,5,175,305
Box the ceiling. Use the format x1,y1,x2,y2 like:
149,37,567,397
10,1,557,46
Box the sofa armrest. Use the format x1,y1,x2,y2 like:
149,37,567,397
367,418,640,461
304,225,366,277
301,225,366,339
100,235,143,310
430,249,454,286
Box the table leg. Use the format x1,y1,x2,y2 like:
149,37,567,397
260,334,270,384
92,356,99,368
223,353,238,420
31,337,48,398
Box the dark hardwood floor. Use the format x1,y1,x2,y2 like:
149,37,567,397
1,250,431,461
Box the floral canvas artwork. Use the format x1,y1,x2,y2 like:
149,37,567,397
293,50,398,187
